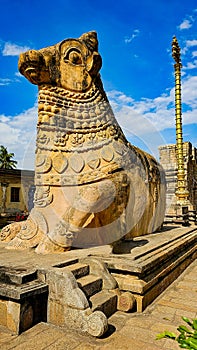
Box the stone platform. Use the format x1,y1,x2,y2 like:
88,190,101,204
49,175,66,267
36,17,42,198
0,224,196,336
94,225,197,311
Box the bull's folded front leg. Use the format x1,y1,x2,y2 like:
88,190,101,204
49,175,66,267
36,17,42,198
36,207,94,254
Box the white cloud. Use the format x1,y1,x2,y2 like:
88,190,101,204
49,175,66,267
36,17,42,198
0,105,37,169
182,75,197,106
107,90,134,104
181,40,197,56
183,60,197,70
181,40,197,69
125,29,140,44
108,74,197,155
15,72,23,78
109,93,174,132
178,19,193,30
0,74,22,86
185,39,197,48
2,42,30,56
0,78,13,86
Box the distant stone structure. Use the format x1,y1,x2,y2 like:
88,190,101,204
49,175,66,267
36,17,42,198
159,142,197,223
0,31,166,253
0,169,34,226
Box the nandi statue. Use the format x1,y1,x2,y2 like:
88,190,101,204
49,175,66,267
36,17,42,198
0,31,166,253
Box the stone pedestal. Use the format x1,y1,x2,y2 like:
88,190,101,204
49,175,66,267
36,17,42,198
0,268,48,334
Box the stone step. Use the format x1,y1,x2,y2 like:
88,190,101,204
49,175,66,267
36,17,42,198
77,274,103,298
53,258,79,268
63,262,89,279
90,290,117,318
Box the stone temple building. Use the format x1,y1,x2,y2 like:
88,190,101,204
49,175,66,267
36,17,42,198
0,169,34,227
159,142,197,224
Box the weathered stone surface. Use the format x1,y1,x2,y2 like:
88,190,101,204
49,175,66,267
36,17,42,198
1,300,20,333
0,31,166,253
80,257,117,290
0,279,48,300
0,266,37,285
64,262,90,279
77,274,103,298
0,264,48,334
46,267,108,337
46,268,89,309
90,290,117,318
117,291,136,312
0,299,36,334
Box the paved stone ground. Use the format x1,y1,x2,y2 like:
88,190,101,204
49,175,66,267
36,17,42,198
0,258,196,350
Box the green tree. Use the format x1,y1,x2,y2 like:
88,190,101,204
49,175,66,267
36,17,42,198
0,145,17,169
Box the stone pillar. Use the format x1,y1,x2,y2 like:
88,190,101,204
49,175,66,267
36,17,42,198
1,182,8,214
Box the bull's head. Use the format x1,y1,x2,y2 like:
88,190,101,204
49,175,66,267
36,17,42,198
18,31,102,92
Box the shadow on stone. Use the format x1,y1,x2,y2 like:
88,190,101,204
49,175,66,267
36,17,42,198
159,225,180,232
111,239,149,254
99,324,116,338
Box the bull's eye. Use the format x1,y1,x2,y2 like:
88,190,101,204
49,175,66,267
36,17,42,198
64,48,83,65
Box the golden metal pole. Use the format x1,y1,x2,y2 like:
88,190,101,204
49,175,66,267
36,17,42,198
171,36,189,203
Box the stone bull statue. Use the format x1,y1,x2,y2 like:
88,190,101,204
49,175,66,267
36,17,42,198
0,31,166,253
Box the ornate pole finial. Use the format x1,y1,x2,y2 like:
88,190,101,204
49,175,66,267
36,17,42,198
172,36,181,65
171,36,189,204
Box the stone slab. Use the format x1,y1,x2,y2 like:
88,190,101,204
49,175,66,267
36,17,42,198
0,267,37,285
0,280,48,300
91,226,197,276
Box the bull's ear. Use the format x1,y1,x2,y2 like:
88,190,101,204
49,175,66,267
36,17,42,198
87,52,102,76
79,31,98,52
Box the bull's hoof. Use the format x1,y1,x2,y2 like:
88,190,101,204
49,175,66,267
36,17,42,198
6,209,47,250
35,235,71,254
0,222,21,242
6,218,43,250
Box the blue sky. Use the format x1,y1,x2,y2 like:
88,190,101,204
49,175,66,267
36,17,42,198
0,0,197,169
